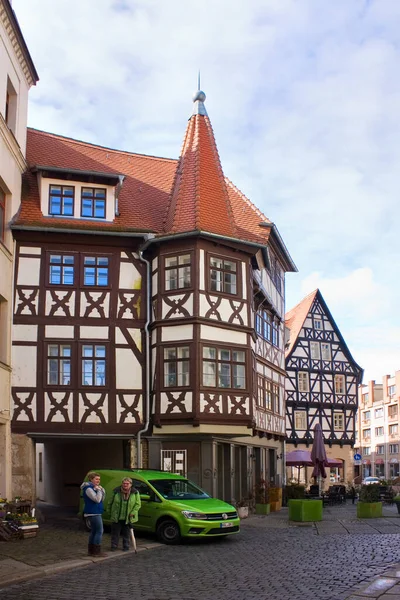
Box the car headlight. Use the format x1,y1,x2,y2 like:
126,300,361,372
181,511,207,520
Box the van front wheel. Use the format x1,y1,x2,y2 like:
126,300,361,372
157,519,181,544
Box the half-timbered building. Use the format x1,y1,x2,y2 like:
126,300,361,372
285,289,363,484
11,90,296,505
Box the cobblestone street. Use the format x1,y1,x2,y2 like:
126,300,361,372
2,505,400,600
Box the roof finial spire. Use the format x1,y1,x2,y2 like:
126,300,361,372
192,72,207,116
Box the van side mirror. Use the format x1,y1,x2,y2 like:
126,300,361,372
140,494,151,502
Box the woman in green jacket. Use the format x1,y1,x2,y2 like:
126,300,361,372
108,477,141,551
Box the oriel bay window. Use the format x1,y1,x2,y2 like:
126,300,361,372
82,344,106,386
47,344,71,385
84,256,109,286
49,185,74,216
202,346,246,389
49,255,75,285
81,187,106,218
165,254,191,290
210,256,237,295
164,346,190,387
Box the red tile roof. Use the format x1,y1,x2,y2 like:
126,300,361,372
285,289,318,356
15,100,276,249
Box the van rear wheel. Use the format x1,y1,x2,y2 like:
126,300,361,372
156,519,181,544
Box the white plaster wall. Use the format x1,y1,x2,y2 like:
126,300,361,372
201,324,246,345
116,348,142,388
161,324,193,342
16,256,41,286
80,326,109,339
12,325,37,342
119,260,142,290
199,249,205,290
11,345,37,386
45,325,74,338
116,328,142,350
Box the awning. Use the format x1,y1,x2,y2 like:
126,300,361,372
390,458,399,464
375,458,384,465
362,459,371,465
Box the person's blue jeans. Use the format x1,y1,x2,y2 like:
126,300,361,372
88,515,103,545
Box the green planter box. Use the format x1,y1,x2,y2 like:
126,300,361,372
255,503,270,515
288,499,323,522
357,502,382,518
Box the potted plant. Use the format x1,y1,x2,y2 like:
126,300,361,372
357,484,382,518
255,479,270,515
236,498,249,519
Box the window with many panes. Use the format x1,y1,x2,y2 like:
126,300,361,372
389,405,398,418
272,383,280,413
81,187,106,218
255,310,272,342
47,344,71,385
390,463,400,478
334,412,344,430
82,344,106,386
321,343,331,360
363,428,371,440
375,426,384,437
334,374,345,394
164,346,190,387
165,254,191,291
298,371,309,392
376,445,384,455
295,411,306,430
49,255,75,285
389,424,398,435
209,256,237,295
363,447,371,455
257,376,272,410
363,411,370,423
310,341,320,359
0,188,5,242
272,320,279,347
314,318,322,330
49,185,74,216
389,444,399,454
83,256,109,286
202,346,245,389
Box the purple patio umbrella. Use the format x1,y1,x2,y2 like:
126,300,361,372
311,423,328,479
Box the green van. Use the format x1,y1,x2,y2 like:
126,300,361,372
79,469,240,544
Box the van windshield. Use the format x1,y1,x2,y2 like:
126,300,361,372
149,479,210,500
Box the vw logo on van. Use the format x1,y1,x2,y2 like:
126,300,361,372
222,513,228,520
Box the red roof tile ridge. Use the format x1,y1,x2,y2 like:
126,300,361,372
225,177,272,225
285,289,319,356
285,288,319,321
203,116,237,236
27,127,178,164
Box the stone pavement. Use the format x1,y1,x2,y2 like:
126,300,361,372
1,502,400,598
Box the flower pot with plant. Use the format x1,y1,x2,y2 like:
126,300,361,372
357,484,382,518
236,498,249,519
255,479,270,515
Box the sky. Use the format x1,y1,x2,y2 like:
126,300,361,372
13,0,400,383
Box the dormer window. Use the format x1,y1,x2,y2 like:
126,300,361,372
81,187,106,218
49,185,74,216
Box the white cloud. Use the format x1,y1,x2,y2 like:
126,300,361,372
13,0,400,382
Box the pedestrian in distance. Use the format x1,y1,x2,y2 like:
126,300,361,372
80,471,107,557
350,485,357,505
108,477,141,552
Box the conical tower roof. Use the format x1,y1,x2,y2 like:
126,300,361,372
164,90,237,238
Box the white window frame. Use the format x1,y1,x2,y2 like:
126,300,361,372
314,318,322,330
321,343,331,361
298,371,309,393
294,411,307,430
334,412,344,431
310,342,320,360
334,374,345,394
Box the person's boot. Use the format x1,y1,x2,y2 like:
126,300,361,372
93,544,108,557
88,543,96,556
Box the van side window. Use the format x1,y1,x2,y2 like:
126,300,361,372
133,480,151,495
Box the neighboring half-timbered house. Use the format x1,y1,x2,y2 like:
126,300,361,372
285,289,363,484
11,90,296,504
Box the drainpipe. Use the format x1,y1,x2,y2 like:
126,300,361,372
137,248,152,468
115,175,125,216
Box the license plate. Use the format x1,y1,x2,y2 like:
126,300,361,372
220,522,234,528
